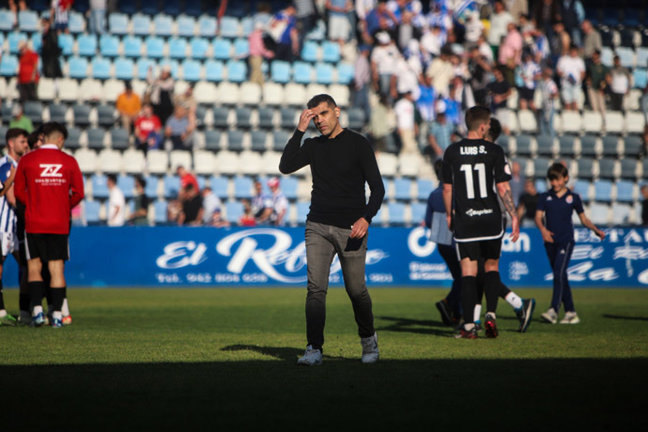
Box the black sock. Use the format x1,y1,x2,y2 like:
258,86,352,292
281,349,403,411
45,285,53,308
461,276,477,324
484,271,501,313
51,287,65,313
19,293,30,312
28,281,45,311
0,281,4,310
498,282,511,299
63,286,67,300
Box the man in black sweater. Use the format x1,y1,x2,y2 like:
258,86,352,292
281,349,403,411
279,94,385,366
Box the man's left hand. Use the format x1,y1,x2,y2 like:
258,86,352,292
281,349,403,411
350,217,369,239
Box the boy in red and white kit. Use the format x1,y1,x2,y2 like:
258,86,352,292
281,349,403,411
14,122,84,327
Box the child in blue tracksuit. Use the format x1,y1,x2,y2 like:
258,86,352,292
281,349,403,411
535,163,606,324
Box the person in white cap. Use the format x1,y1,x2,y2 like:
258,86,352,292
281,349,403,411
267,177,288,226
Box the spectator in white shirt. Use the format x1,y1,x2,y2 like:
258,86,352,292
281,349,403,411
394,91,418,154
556,45,585,111
107,174,126,227
267,177,289,226
202,187,229,227
371,32,400,103
488,1,513,56
609,55,630,112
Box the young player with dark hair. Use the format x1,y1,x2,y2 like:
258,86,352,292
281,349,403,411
280,93,384,365
536,163,605,324
0,128,30,326
442,106,520,339
14,122,84,327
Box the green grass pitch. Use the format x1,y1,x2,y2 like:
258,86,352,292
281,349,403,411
1,287,647,431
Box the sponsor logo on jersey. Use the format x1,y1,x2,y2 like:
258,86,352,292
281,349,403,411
566,195,573,204
465,208,494,217
39,164,63,178
547,196,553,201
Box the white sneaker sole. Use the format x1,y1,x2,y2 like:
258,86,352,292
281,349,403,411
541,313,557,324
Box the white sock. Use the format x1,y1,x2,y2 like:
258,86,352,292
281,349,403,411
0,309,6,318
464,323,475,330
33,305,43,316
506,292,523,310
62,298,70,316
52,311,62,320
473,304,482,323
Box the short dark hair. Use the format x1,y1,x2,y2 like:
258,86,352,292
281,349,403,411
547,162,569,180
41,122,68,140
6,127,29,143
107,173,118,184
465,106,491,132
135,175,146,188
488,117,502,142
307,94,337,109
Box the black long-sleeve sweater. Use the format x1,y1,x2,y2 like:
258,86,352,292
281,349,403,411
279,128,385,228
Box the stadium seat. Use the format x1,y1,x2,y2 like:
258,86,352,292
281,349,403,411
177,15,196,37
582,111,603,134
190,37,209,59
347,108,366,131
162,175,181,199
84,200,101,225
535,179,548,193
233,176,253,199
210,175,229,199
17,10,38,32
158,59,179,79
573,179,591,202
284,83,307,106
560,111,582,134
225,201,244,224
271,61,292,84
7,32,27,55
65,127,83,150
122,149,146,174
226,130,245,152
293,61,313,85
204,130,223,153
77,34,97,57
204,59,224,82
616,180,636,203
258,107,276,130
625,112,645,135
329,84,350,107
22,101,42,125
198,15,217,36
377,153,398,178
315,63,334,85
238,151,263,176
168,37,188,59
48,103,68,124
517,109,537,133
181,59,202,82
77,78,103,102
611,203,633,225
272,130,291,152
110,127,130,150
636,47,648,68
136,58,157,80
588,202,610,226
557,135,575,157
57,33,74,56
301,41,320,62
68,56,89,79
235,107,253,129
0,9,14,32
233,38,249,58
169,150,192,172
72,104,92,128
226,59,247,83
393,178,413,201
576,158,595,180
219,16,240,38
114,57,135,80
217,82,240,105
535,134,554,157
103,79,125,103
131,13,151,36
532,157,551,179
91,174,110,199
410,202,426,223
87,128,107,150
213,38,233,60
116,174,135,200
68,11,86,33
91,57,112,80
515,134,533,157
321,41,341,63
620,158,638,180
211,106,230,129
604,112,624,135
147,150,169,175
388,203,407,226
108,12,128,35
239,82,261,106
280,108,298,130
145,36,164,59
632,68,647,89
579,134,599,158
413,178,433,201
295,201,310,224
0,55,17,77
336,62,354,85
262,82,284,105
193,150,216,175
398,153,422,178
594,179,613,203
75,148,98,173
99,34,120,57
598,158,617,179
616,46,636,68
98,149,122,174
153,14,173,37
601,136,619,158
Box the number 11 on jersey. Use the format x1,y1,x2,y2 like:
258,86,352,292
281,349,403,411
460,163,487,199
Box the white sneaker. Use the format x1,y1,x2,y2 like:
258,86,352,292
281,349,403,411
297,345,322,366
560,311,580,324
541,308,558,324
361,333,379,364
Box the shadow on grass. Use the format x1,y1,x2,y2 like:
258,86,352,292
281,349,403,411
603,314,648,321
376,315,453,337
2,357,646,431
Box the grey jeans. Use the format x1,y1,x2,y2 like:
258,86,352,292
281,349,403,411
304,221,375,350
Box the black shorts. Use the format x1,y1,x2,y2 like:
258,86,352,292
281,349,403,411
25,233,69,262
518,87,535,101
456,238,502,261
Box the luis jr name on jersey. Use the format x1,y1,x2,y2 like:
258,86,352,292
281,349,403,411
460,145,487,155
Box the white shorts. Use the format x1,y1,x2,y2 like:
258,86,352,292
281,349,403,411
328,15,351,41
1,231,18,257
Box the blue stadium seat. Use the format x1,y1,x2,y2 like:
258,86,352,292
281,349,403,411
210,175,229,199
87,127,106,149
633,68,647,89
211,107,230,129
163,175,181,199
616,180,635,203
579,135,598,158
532,158,551,179
337,62,354,85
0,55,18,77
516,134,533,156
280,108,297,129
108,13,129,35
8,32,27,55
137,58,157,79
226,59,247,83
58,33,74,56
96,104,115,127
296,201,310,223
321,41,341,63
158,59,179,79
227,130,245,152
258,107,275,129
144,176,158,199
598,158,616,179
110,127,130,150
240,16,254,36
410,202,426,223
154,200,168,225
123,35,142,58
145,36,165,59
535,179,548,193
301,40,319,62
91,57,112,80
84,200,101,224
601,47,614,67
190,37,209,59
293,61,313,84
577,158,595,180
168,37,188,59
213,38,232,60
594,180,613,203
219,16,240,39
182,59,201,82
225,201,244,224
18,10,39,32
77,34,97,57
636,48,648,69
233,38,249,58
30,33,42,53
282,176,298,201
69,56,89,79
66,127,83,150
0,9,14,32
536,134,554,157
118,174,135,199
393,178,412,201
620,159,638,180
233,176,253,199
177,15,196,37
416,179,435,201
204,59,224,82
235,107,253,129
92,174,110,200
270,61,291,84
557,135,575,157
573,179,591,202
132,14,152,36
153,15,174,37
198,15,217,36
22,101,42,125
272,130,291,152
617,47,636,68
114,57,134,80
315,62,334,85
388,202,407,226
250,130,268,152
48,103,67,124
68,11,86,33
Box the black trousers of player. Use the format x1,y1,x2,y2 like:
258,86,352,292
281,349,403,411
545,241,575,313
304,221,375,351
437,244,462,317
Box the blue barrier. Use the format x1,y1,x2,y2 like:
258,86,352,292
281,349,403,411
2,227,646,287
